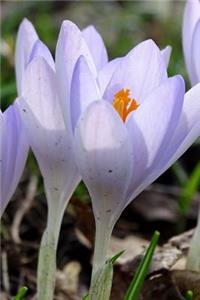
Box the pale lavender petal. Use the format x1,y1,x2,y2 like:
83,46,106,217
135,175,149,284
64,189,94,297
0,103,28,217
82,25,108,71
74,100,132,225
15,18,38,95
18,57,80,207
71,56,101,132
55,20,96,133
127,83,200,203
192,20,200,82
161,45,172,67
28,40,55,71
126,76,185,201
157,82,200,169
97,57,122,95
104,40,167,104
183,0,200,86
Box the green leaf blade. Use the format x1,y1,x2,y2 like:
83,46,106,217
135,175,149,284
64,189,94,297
13,286,28,300
179,162,200,214
185,290,193,300
124,230,160,300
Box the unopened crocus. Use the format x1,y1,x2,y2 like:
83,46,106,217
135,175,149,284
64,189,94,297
183,0,200,86
72,36,200,298
16,21,84,299
0,19,38,217
0,103,29,217
18,60,80,300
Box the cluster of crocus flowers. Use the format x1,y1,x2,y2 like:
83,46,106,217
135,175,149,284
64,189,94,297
0,0,200,298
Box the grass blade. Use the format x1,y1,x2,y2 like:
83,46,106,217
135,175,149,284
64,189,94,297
13,286,28,300
124,231,160,300
185,290,193,300
179,162,200,214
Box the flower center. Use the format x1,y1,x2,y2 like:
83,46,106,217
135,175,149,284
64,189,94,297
112,89,139,122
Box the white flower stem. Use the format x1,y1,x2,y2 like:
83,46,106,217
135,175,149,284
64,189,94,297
89,219,113,300
186,208,200,272
37,202,64,300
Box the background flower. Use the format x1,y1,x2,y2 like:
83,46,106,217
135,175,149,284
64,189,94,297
182,0,200,86
0,103,28,217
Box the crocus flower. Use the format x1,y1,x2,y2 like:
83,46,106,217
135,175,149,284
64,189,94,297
183,0,200,86
182,0,200,273
0,18,53,217
71,33,200,297
0,19,38,217
0,103,29,217
16,22,83,299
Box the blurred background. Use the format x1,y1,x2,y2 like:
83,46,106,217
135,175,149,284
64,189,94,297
1,1,200,299
1,0,188,110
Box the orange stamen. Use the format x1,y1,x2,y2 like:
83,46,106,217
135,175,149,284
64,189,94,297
113,89,139,122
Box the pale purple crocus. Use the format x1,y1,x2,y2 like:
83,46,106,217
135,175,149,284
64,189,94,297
71,34,200,297
0,18,52,217
0,18,38,217
183,0,200,85
15,24,81,300
55,21,171,133
0,103,29,217
182,0,200,272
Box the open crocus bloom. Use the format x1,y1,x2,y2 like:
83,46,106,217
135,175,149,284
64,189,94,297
73,35,200,277
0,103,29,217
183,0,200,85
55,20,171,132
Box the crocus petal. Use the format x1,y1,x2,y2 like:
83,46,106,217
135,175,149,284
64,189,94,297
18,57,80,206
97,57,122,95
192,20,200,82
157,82,200,169
82,25,108,71
128,83,200,203
55,20,96,133
104,39,167,104
15,18,38,95
183,0,200,86
71,56,101,132
74,100,132,225
126,76,185,201
28,40,55,71
0,103,28,217
161,45,172,67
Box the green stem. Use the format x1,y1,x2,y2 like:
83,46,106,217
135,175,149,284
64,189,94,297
89,220,113,300
37,203,64,300
186,208,200,272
